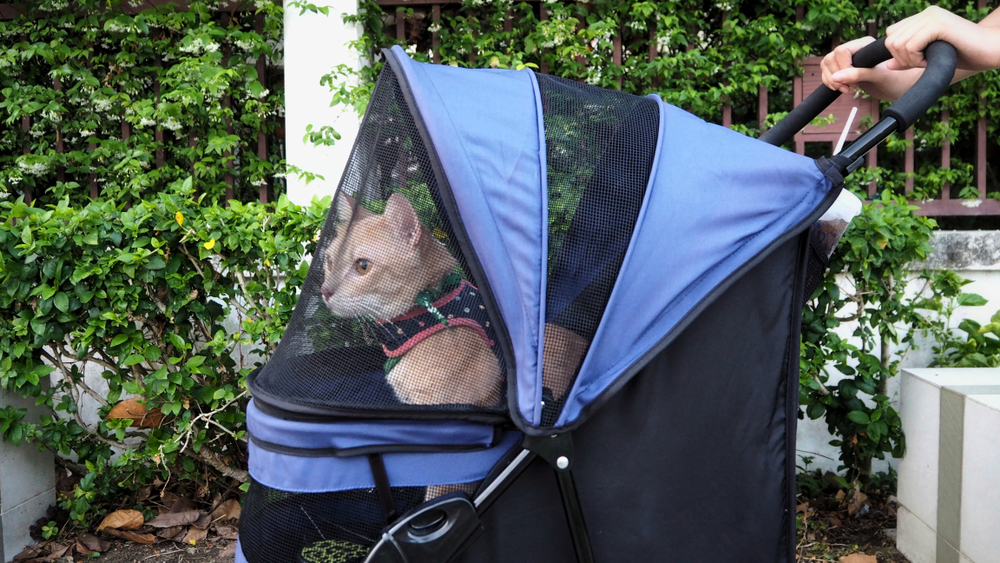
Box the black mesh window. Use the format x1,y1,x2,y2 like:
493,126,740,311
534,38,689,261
238,478,482,563
251,65,506,418
536,75,659,427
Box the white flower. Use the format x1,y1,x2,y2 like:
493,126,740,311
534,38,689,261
41,110,61,123
0,190,11,198
94,98,113,112
79,130,94,137
428,23,441,34
162,118,183,131
138,117,156,128
7,175,21,185
236,39,254,51
18,161,50,176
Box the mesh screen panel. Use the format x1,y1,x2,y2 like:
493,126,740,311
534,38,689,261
252,64,506,417
536,75,659,427
239,478,481,563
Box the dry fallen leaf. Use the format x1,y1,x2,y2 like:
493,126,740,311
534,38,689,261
220,542,238,559
839,554,877,563
191,513,213,530
796,502,809,514
156,526,187,541
182,526,208,545
210,499,242,523
147,510,202,528
214,524,240,540
106,398,163,428
102,528,156,545
76,533,110,554
97,509,144,531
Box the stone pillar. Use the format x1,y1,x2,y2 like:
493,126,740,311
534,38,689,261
897,368,1000,563
0,388,55,563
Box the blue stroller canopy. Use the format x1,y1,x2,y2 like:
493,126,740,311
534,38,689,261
387,46,835,430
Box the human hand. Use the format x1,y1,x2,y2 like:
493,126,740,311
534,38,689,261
821,36,920,101
884,6,1000,72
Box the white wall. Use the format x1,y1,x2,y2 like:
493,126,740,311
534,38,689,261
284,0,362,206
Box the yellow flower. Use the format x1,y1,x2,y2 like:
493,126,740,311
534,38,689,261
433,227,447,240
175,211,184,226
264,258,271,267
204,239,216,250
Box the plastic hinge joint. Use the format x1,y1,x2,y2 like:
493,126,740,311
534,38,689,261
523,433,574,472
364,492,483,563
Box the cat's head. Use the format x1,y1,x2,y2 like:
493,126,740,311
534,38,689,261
320,192,458,321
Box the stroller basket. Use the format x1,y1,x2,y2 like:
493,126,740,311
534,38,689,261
237,399,520,563
240,38,958,563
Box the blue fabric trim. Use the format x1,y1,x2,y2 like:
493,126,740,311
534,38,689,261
235,539,247,563
527,69,548,427
246,400,497,450
555,99,834,427
249,431,522,494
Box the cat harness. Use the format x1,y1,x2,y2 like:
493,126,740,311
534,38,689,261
376,279,502,373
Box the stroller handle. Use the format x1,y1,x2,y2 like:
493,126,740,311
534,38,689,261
759,37,958,162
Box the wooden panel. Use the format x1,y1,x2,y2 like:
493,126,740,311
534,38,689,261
431,4,441,63
941,110,951,200
539,4,549,74
912,199,1000,216
977,116,987,197
758,85,768,134
798,56,875,142
904,127,914,194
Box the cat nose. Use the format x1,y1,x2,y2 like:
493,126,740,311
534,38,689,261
321,288,333,300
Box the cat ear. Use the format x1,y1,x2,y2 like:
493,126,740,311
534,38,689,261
384,193,421,246
334,192,356,224
334,191,372,224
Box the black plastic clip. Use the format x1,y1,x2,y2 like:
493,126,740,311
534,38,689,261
363,492,483,563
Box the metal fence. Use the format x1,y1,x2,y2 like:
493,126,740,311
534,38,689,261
377,0,999,216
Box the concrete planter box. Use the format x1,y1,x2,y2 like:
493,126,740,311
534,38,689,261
898,368,1000,563
0,388,55,563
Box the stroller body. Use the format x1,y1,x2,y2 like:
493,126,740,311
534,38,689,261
237,41,957,563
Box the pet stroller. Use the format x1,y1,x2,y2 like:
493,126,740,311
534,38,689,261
236,39,956,563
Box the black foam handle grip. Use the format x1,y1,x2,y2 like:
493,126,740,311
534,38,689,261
760,37,956,146
882,40,957,130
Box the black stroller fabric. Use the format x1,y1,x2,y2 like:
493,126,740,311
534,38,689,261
237,44,841,563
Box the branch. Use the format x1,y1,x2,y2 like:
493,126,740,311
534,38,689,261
179,244,206,278
233,269,269,323
143,283,169,317
42,347,110,408
183,448,249,483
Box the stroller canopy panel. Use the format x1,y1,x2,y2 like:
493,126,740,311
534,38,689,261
388,46,549,426
557,101,836,427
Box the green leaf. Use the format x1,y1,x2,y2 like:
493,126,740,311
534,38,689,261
123,354,145,366
169,332,186,351
53,292,69,313
82,233,99,245
143,346,162,361
147,256,166,270
109,334,129,348
846,410,871,425
185,356,206,369
957,293,988,307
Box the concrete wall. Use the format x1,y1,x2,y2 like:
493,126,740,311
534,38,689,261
0,388,55,562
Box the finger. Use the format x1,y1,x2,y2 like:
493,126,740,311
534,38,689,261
886,21,922,70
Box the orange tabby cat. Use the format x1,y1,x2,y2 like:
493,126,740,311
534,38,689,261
320,192,503,407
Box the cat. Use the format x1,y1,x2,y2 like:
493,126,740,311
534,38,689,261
320,191,503,407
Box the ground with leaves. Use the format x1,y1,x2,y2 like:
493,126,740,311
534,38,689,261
796,477,909,563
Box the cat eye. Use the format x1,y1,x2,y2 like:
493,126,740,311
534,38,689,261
354,259,372,275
